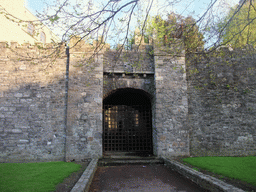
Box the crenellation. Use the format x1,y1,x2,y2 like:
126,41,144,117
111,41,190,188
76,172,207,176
0,42,9,48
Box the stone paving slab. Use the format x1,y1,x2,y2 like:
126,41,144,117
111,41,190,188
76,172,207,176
162,157,245,192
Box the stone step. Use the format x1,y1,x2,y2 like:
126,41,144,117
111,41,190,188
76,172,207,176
98,158,164,166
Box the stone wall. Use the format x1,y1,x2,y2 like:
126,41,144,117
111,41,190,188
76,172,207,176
102,39,189,157
103,49,155,98
153,40,190,157
103,47,154,74
0,37,190,162
66,45,104,161
0,43,67,162
2,37,255,163
187,48,256,156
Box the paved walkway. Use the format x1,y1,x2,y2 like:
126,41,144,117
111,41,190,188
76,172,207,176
88,164,207,192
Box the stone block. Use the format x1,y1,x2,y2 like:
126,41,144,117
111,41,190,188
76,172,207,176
14,93,23,98
81,138,87,142
88,137,93,141
12,129,22,133
0,107,8,111
19,65,26,70
155,76,163,81
94,132,102,139
23,92,31,97
94,98,102,103
172,142,178,147
9,107,16,112
80,113,88,121
180,142,186,147
160,135,166,141
20,99,32,103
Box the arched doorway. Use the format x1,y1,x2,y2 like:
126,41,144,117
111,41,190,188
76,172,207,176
103,88,153,156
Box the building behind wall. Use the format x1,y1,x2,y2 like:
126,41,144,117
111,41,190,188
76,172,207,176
0,0,59,44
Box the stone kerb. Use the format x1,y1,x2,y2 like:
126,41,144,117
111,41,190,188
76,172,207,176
0,42,67,162
163,157,245,192
153,40,189,157
70,158,98,192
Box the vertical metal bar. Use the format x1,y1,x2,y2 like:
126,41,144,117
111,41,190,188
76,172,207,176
64,46,70,162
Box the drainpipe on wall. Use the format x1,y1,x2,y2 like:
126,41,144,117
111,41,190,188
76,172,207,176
64,46,70,162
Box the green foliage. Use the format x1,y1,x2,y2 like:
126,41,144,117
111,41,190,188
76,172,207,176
243,87,251,94
189,68,199,74
74,62,83,67
219,1,256,48
0,161,81,192
49,15,60,23
30,62,37,65
194,86,203,90
192,167,199,171
146,13,204,53
182,156,256,186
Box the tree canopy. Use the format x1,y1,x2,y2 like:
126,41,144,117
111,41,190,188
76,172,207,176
144,13,204,53
218,0,256,48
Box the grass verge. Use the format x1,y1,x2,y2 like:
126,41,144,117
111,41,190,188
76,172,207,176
182,156,256,187
0,161,81,192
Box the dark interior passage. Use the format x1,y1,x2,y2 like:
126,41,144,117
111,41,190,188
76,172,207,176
103,88,152,155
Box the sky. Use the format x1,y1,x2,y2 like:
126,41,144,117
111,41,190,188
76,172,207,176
25,0,240,17
24,0,240,47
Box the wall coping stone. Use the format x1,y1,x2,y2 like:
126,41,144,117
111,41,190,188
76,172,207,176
162,157,245,192
70,158,98,192
104,70,154,74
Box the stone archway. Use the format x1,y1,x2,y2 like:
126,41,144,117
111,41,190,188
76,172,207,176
103,88,153,156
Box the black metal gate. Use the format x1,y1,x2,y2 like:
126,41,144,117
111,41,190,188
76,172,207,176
103,104,152,154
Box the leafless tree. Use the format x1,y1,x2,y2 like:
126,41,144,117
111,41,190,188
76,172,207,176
2,0,256,55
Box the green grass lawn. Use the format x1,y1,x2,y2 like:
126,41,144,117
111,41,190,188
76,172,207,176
182,156,256,186
0,161,81,192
